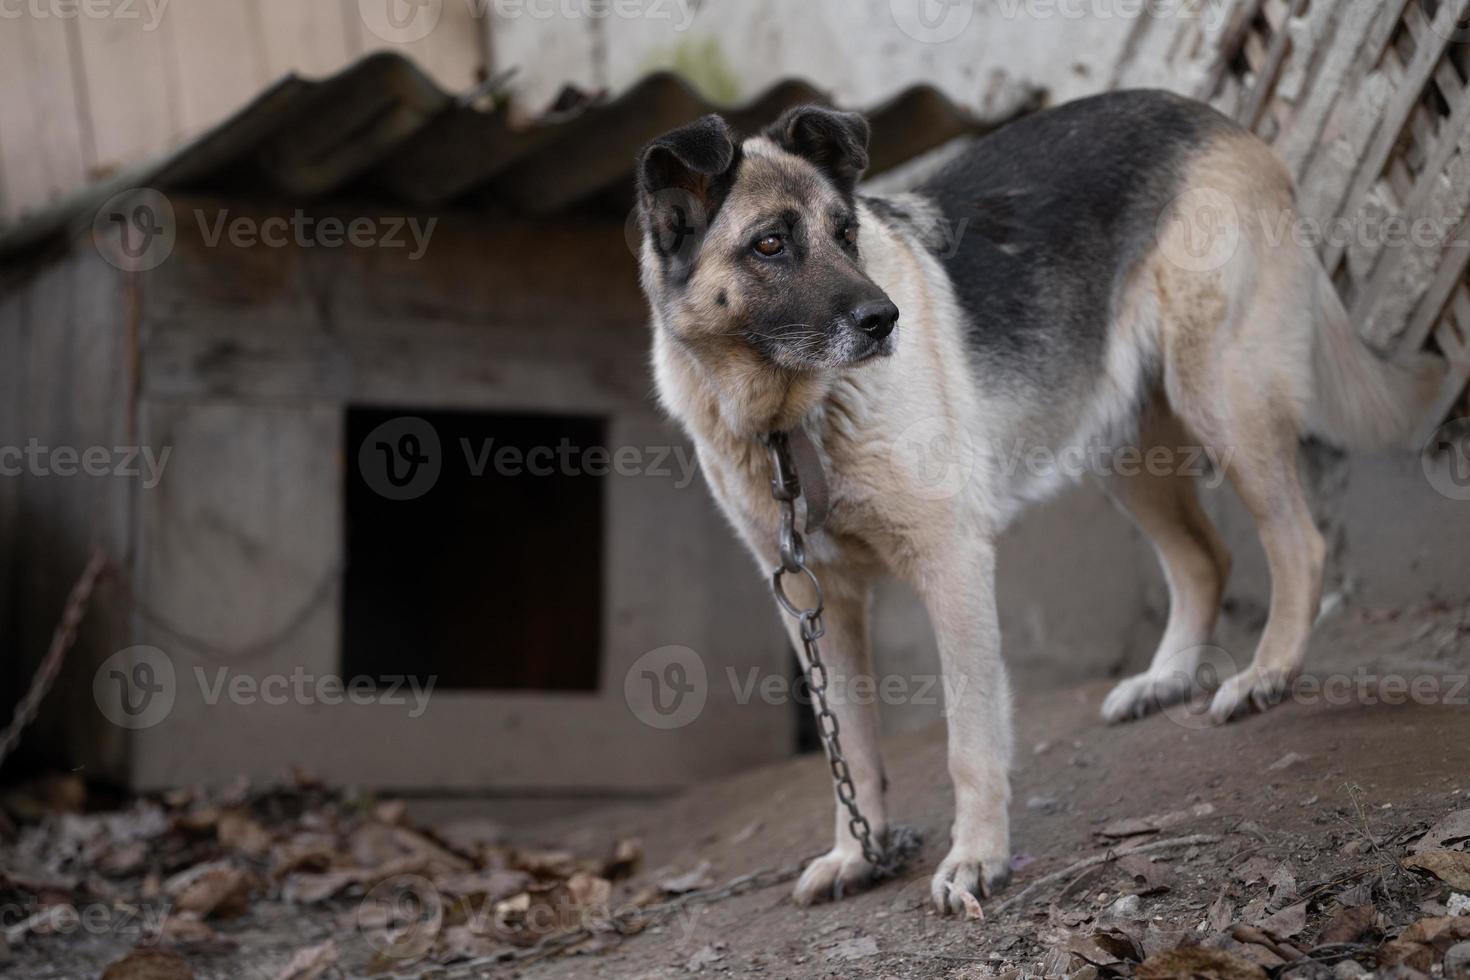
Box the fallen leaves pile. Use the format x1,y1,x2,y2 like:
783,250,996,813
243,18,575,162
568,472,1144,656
0,771,668,978
992,804,1470,980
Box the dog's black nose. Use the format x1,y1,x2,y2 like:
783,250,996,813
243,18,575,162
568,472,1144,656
852,299,899,339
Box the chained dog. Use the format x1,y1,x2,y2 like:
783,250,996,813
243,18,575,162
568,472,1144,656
634,90,1445,912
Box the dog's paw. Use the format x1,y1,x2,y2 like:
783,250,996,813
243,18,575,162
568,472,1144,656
930,848,1011,915
1100,669,1195,724
792,847,875,906
1208,666,1292,724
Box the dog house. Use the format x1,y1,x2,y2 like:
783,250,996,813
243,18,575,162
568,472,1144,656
0,54,996,791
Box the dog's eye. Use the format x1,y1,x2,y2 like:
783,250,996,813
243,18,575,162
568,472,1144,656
753,235,785,257
839,223,857,246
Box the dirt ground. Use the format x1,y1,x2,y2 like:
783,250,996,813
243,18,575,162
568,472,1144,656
4,596,1469,979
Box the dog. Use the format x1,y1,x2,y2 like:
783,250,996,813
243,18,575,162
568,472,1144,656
634,89,1446,913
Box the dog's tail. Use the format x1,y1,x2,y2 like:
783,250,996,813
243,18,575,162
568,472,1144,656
1304,262,1446,452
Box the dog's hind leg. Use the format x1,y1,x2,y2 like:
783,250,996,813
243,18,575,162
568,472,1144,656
780,564,890,906
1100,404,1232,723
1157,271,1326,723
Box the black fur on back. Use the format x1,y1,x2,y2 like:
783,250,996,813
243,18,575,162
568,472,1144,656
903,89,1237,388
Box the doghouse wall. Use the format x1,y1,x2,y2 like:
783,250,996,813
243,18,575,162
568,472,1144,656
0,247,136,783
119,198,793,792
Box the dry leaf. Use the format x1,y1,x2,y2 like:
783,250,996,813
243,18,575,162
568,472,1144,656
100,949,194,980
1316,904,1379,946
659,861,714,895
217,811,273,857
165,862,256,919
1118,853,1176,894
1412,809,1470,855
565,871,612,911
1206,894,1235,936
273,939,337,980
827,936,880,960
602,838,642,880
1404,851,1470,891
1399,915,1470,951
1257,901,1308,939
1136,946,1268,979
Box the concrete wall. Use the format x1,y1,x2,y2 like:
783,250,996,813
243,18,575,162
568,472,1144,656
489,0,1166,115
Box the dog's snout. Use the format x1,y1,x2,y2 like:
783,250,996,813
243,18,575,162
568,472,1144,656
852,299,899,339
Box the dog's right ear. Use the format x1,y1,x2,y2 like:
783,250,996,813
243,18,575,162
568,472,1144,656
637,114,738,273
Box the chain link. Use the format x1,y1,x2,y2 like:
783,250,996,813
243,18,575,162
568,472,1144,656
762,432,901,874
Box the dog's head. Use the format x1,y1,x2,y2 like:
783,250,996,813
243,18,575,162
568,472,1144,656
636,106,898,371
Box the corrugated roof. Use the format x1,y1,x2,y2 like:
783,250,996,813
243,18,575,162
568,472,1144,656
0,52,1033,262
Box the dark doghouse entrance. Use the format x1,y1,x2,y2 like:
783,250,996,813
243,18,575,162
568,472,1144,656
342,407,606,692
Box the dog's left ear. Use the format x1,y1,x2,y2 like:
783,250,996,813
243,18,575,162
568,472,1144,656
764,105,871,195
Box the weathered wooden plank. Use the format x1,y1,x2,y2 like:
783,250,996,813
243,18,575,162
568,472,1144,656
256,0,355,79
165,0,268,138
344,0,485,91
1322,0,1469,273
1275,0,1384,178
73,12,182,174
0,15,91,223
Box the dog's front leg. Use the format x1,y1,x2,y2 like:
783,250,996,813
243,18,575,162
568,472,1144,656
777,564,887,906
915,532,1013,914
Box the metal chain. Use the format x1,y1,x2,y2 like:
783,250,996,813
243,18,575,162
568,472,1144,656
0,547,108,769
762,432,902,875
